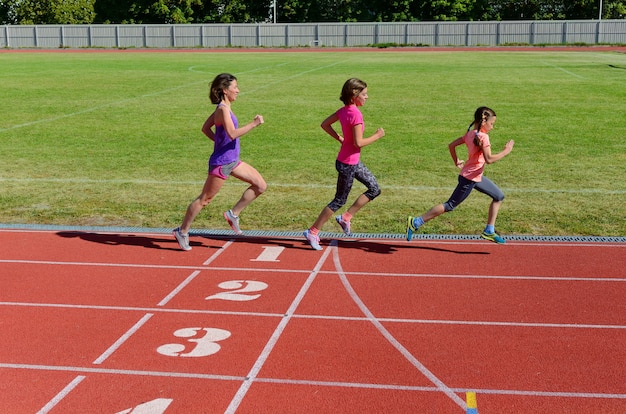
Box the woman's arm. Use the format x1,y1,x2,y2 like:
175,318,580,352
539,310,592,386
201,112,216,141
217,105,263,140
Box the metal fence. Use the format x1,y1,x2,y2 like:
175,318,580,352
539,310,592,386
1,20,625,49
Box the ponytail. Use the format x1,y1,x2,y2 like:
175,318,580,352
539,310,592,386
471,106,496,147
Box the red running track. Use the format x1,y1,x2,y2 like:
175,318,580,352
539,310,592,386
0,229,625,413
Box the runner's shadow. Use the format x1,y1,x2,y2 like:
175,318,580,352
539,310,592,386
196,234,315,251
337,240,490,255
56,231,203,251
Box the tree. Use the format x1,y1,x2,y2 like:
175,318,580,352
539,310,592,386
5,0,95,24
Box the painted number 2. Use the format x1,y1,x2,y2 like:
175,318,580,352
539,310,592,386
156,327,231,357
205,280,268,302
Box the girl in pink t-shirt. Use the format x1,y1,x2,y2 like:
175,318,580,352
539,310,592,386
304,78,385,250
406,107,515,244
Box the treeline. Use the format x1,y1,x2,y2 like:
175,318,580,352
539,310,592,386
1,0,624,25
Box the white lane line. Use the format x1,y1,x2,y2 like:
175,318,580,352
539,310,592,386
331,242,467,410
92,313,153,365
224,244,334,414
37,375,86,414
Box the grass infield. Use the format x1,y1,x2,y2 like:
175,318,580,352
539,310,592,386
1,49,625,237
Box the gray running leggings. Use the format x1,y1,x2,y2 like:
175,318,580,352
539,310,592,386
327,160,381,212
443,175,505,212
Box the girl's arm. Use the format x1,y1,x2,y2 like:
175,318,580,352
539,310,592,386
448,136,465,168
353,124,385,148
320,113,343,143
201,112,216,141
216,105,263,140
483,140,515,164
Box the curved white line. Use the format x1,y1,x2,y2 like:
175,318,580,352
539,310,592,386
330,242,467,410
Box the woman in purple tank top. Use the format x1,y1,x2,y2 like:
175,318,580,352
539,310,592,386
173,73,266,251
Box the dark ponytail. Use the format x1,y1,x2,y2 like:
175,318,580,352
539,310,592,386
471,106,496,147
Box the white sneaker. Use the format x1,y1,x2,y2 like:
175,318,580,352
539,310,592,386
224,210,243,234
335,215,351,236
173,227,191,251
303,229,322,250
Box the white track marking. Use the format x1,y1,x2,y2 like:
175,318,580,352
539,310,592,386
1,60,346,133
37,375,85,414
2,301,625,330
331,242,467,409
157,242,233,306
0,177,623,195
224,244,334,414
157,270,201,307
93,314,153,364
4,363,625,401
542,61,587,79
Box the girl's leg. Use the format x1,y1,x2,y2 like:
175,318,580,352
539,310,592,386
487,200,503,227
229,162,267,216
345,162,380,217
180,174,226,233
421,203,446,222
474,176,505,229
312,206,335,230
407,176,474,241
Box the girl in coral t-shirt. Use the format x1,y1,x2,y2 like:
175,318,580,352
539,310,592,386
406,106,515,244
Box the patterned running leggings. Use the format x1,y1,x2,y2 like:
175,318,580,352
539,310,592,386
327,160,381,212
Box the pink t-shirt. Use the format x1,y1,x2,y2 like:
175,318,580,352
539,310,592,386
335,105,364,165
461,130,491,182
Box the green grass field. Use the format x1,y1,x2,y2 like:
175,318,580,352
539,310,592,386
1,49,625,237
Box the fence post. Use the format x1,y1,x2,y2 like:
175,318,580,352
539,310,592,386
171,25,176,47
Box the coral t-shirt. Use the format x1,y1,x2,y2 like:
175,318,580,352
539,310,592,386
460,130,491,182
336,104,364,165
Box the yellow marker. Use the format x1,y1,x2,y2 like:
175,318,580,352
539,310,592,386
466,391,477,409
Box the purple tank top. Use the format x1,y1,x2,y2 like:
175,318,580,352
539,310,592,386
209,106,240,166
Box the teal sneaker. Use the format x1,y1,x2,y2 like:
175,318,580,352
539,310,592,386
481,231,506,244
406,216,418,241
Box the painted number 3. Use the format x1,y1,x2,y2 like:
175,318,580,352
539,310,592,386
205,280,268,302
156,328,231,357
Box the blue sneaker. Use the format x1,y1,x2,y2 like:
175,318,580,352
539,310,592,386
303,230,322,250
406,216,419,241
481,231,506,244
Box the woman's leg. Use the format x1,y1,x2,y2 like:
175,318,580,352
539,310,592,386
229,162,267,216
180,174,226,234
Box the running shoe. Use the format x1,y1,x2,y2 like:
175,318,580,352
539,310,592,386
335,215,351,236
173,227,191,251
480,231,506,244
224,210,243,235
406,216,418,241
303,229,322,250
